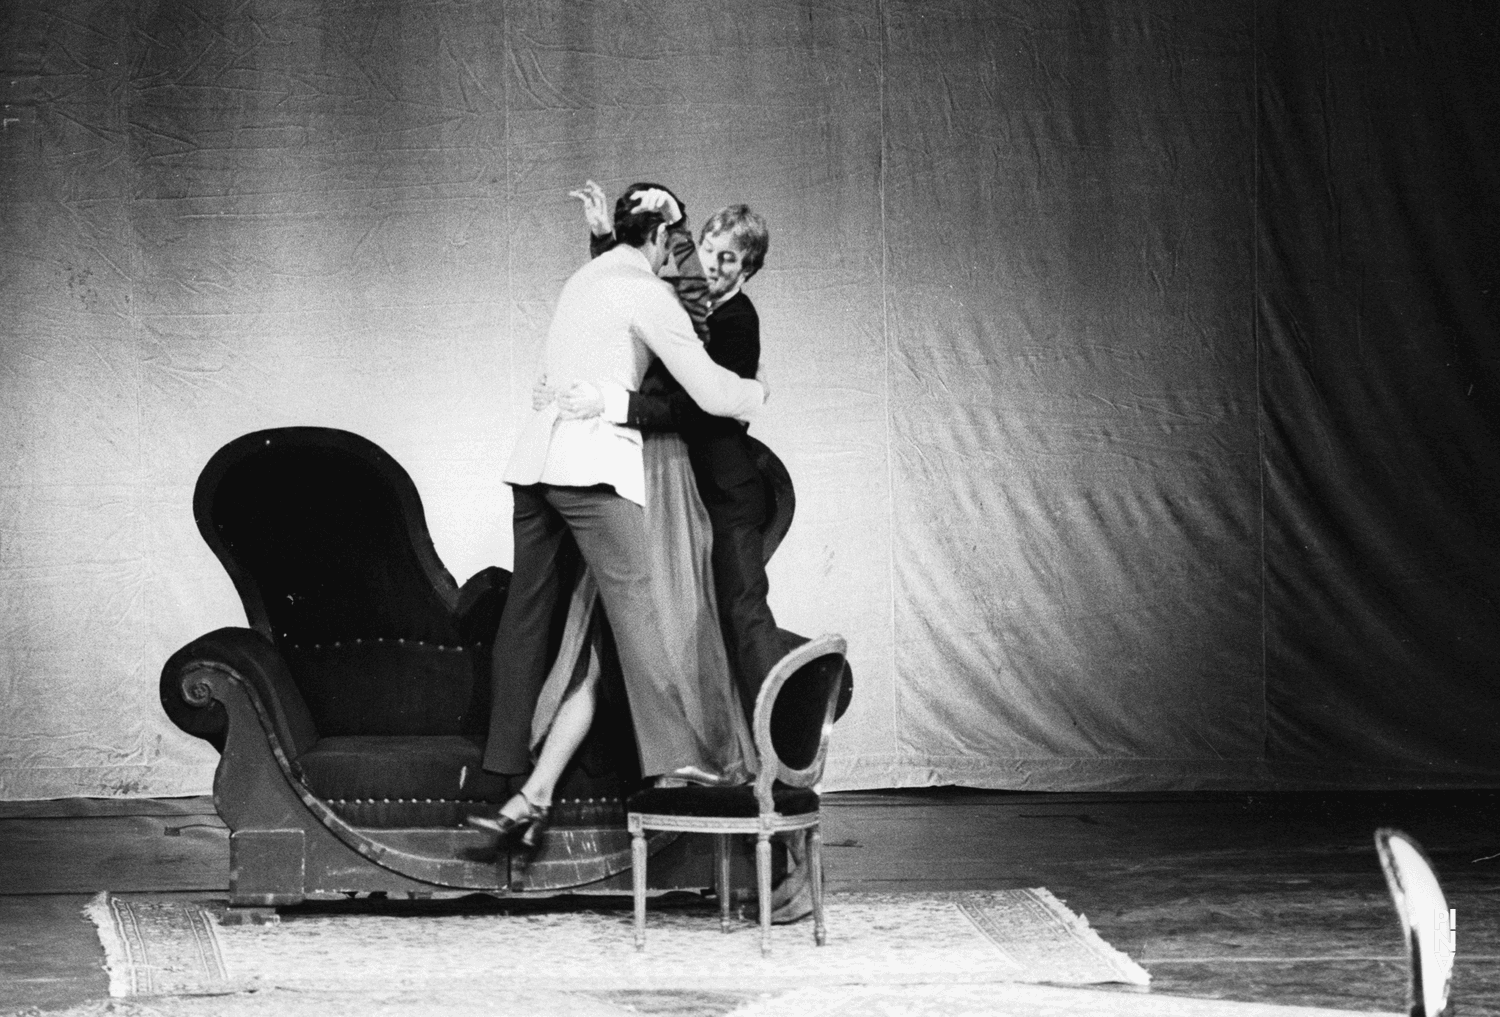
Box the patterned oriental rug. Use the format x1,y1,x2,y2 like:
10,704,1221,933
87,889,1146,997
81,890,1398,1016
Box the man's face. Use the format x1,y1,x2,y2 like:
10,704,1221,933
643,223,672,275
699,230,748,300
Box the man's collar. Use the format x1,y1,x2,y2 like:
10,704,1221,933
710,282,744,311
606,243,653,273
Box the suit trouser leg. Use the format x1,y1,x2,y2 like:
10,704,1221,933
707,481,792,721
544,485,706,777
483,485,571,774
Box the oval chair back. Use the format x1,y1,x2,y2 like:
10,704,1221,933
752,634,849,814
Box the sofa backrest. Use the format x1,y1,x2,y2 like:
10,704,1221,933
195,428,483,736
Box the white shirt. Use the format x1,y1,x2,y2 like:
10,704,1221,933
504,244,765,505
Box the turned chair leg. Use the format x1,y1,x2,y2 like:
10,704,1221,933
717,834,732,933
809,824,826,946
632,824,647,951
756,830,773,956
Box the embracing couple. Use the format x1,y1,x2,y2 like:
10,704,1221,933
475,182,788,850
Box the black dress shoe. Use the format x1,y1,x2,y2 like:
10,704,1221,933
772,883,815,924
758,860,814,924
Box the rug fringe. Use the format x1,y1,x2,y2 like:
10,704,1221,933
1031,887,1152,985
82,891,133,998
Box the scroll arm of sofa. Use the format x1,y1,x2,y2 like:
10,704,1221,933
456,566,511,648
159,627,320,765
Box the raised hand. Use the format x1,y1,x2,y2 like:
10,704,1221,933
568,180,613,237
630,187,683,227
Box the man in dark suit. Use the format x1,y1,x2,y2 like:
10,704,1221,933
628,206,788,722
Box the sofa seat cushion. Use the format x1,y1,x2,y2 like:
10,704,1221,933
296,735,512,802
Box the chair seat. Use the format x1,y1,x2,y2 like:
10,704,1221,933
296,735,513,802
627,784,819,818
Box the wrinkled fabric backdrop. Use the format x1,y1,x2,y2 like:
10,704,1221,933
2,0,1497,799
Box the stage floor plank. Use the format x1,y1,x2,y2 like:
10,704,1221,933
1,790,1497,1015
0,895,110,1011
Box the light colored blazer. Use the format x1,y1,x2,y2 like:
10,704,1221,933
504,244,765,506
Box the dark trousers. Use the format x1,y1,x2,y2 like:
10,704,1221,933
704,474,792,720
482,483,705,777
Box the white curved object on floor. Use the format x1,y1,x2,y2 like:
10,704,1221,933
1375,828,1453,1017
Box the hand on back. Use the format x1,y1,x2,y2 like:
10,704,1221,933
534,372,605,420
556,381,605,420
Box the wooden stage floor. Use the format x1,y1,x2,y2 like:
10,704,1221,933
1,790,1497,1015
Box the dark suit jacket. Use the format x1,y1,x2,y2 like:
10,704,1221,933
626,292,761,495
586,228,761,497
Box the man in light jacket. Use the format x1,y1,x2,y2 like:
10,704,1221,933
481,185,765,781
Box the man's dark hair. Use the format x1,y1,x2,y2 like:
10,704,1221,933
614,182,683,248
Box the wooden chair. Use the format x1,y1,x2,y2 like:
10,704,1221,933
1375,828,1454,1017
627,634,850,955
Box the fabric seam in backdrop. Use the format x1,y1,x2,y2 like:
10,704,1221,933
85,888,1149,998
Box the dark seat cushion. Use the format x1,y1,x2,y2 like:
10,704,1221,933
626,784,820,818
297,735,512,802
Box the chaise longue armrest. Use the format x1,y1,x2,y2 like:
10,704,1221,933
455,566,510,648
160,627,319,762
